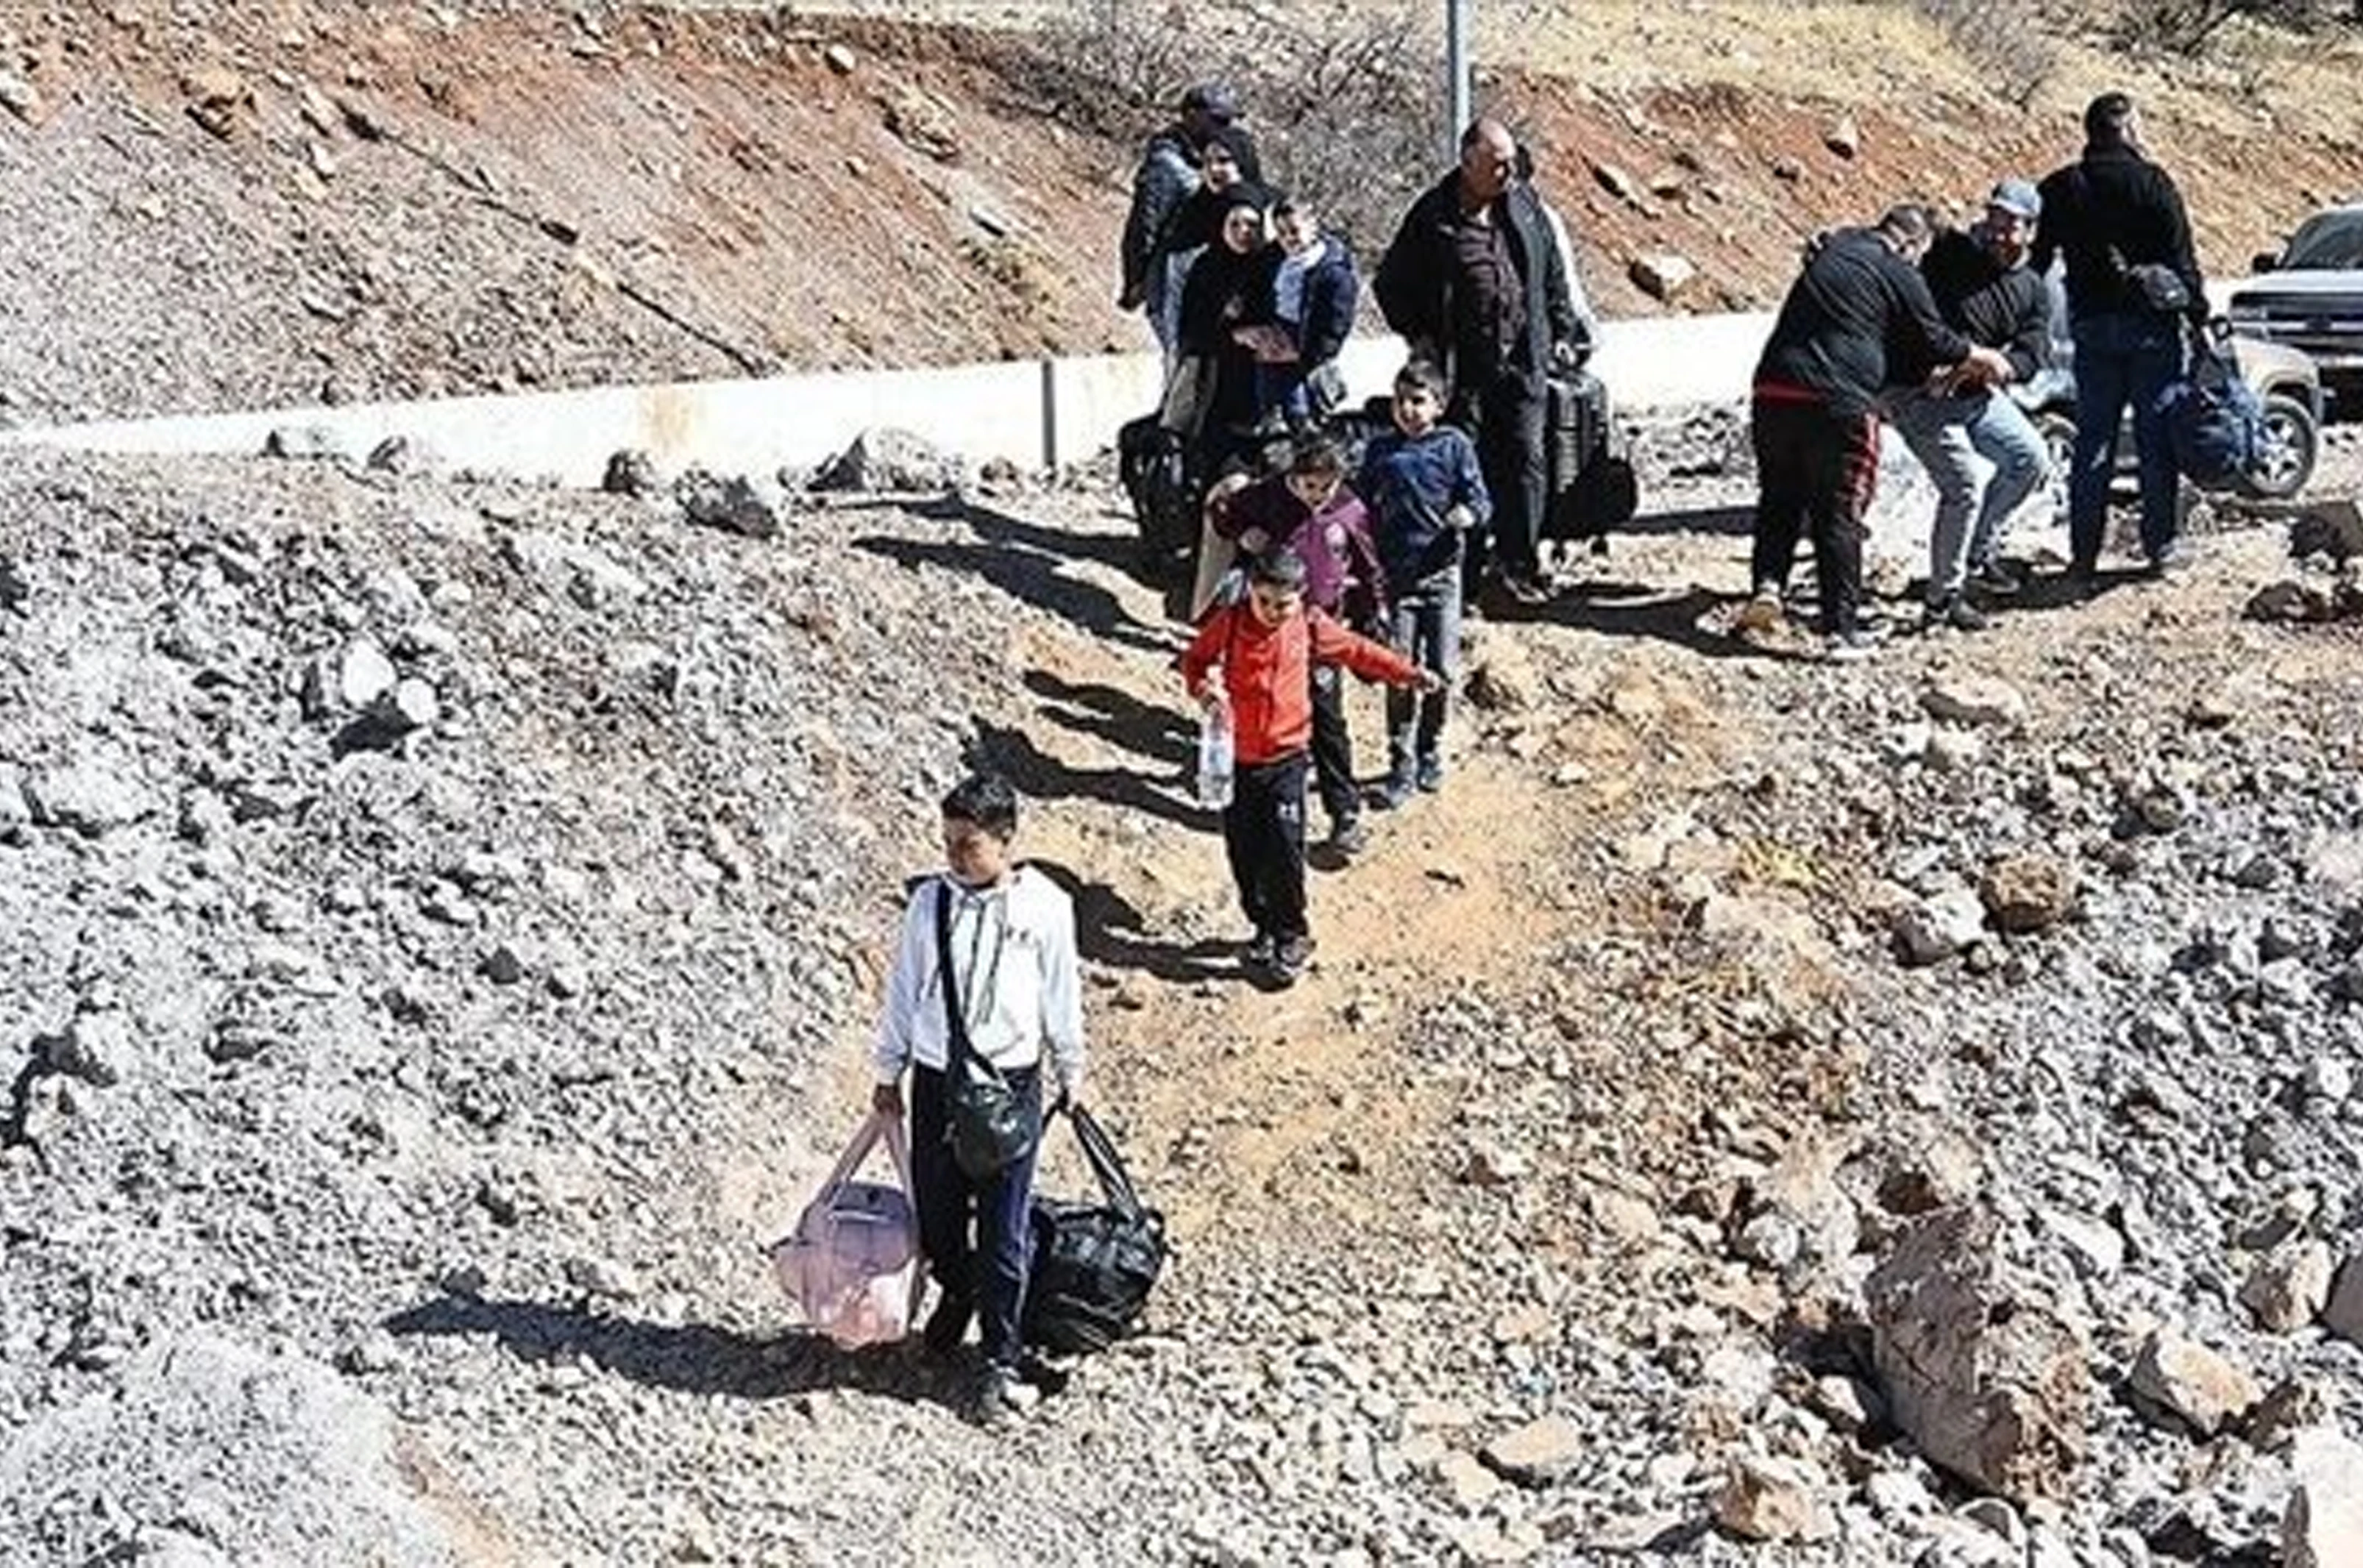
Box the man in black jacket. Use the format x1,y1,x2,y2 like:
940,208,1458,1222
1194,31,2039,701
1887,179,2054,631
1375,117,1580,605
1744,205,2011,660
2032,91,2206,579
1120,84,1263,364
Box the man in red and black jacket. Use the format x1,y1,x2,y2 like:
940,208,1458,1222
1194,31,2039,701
1744,204,2011,660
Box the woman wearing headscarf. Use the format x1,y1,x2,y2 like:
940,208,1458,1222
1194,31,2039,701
1175,178,1286,482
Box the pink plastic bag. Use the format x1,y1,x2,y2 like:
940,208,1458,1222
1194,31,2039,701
770,1111,922,1348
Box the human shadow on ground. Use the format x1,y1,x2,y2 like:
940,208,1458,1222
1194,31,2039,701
1028,858,1243,988
846,495,1173,656
966,716,1206,833
1986,563,2150,613
1023,669,1194,771
1495,578,1815,663
383,1292,973,1414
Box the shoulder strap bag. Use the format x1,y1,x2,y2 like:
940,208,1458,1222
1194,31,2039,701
935,880,1039,1183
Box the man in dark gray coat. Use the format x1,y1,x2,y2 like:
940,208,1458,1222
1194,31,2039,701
1375,117,1581,605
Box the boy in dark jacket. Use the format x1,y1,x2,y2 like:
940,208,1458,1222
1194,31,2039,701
1182,552,1435,986
1211,438,1386,855
1356,360,1490,806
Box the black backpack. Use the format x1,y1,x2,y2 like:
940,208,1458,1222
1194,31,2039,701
1023,1105,1167,1355
1116,415,1200,557
2164,326,2266,493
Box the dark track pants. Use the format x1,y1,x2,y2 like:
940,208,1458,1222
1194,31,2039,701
1749,394,1880,636
909,1062,1041,1366
1310,663,1358,829
1222,752,1310,942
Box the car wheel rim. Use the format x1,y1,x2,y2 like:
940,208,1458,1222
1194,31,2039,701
2256,414,2303,488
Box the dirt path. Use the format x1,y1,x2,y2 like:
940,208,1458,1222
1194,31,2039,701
969,521,1772,1257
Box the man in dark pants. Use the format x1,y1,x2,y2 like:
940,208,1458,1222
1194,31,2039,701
1375,116,1582,607
2033,91,2207,581
1744,205,2010,661
871,773,1087,1425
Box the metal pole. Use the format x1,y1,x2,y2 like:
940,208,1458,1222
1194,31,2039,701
1445,0,1472,164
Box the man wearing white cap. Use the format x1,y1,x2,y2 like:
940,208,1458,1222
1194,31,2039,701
1886,179,2054,631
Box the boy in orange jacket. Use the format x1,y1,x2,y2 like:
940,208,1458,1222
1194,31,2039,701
1181,550,1439,984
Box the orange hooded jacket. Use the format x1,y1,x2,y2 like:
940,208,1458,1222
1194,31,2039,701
1180,602,1424,766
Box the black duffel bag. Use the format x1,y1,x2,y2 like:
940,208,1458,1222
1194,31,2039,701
1023,1105,1167,1355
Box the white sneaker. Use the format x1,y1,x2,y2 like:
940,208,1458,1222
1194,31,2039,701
1824,630,1878,664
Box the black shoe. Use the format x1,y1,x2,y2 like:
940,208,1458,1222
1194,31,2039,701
1243,932,1278,972
1503,571,1554,607
1415,754,1446,794
922,1294,974,1356
1929,594,1989,632
1967,560,2022,597
1013,1351,1071,1394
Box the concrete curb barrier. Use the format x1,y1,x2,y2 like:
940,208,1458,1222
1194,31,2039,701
4,313,1776,489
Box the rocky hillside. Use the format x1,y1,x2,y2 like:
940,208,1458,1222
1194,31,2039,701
4,425,2363,1562
9,1,2363,425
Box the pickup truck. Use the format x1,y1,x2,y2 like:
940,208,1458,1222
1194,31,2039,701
2227,204,2363,420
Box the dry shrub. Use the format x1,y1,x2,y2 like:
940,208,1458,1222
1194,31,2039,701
2108,0,2358,53
1912,0,2060,106
1023,1,1447,259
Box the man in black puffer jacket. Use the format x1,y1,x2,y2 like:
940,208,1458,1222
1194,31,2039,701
2033,91,2207,580
1120,85,1265,365
1376,117,1580,606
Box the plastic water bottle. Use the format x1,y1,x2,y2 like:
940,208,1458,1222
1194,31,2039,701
1196,705,1234,810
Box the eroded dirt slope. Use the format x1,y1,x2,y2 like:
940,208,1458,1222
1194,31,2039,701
9,2,2363,426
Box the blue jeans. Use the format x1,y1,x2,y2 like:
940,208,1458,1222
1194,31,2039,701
1885,386,2051,599
2069,312,2184,566
911,1063,1041,1366
1385,567,1463,769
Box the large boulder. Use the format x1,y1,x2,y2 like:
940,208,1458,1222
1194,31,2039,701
2239,1239,2334,1334
2127,1330,2261,1437
809,427,964,494
1863,1206,2089,1503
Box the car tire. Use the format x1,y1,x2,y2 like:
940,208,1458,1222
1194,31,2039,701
2237,392,2317,500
